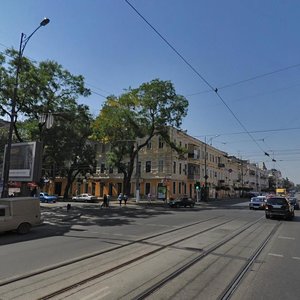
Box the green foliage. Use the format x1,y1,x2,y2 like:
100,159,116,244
282,177,294,191
0,49,94,197
0,49,91,142
92,79,189,193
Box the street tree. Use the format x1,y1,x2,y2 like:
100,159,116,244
0,49,90,143
92,79,189,195
282,177,294,192
0,49,93,197
41,104,96,199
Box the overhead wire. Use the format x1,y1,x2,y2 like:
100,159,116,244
124,0,276,163
0,42,110,100
187,62,300,96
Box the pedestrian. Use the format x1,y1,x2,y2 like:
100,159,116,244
107,194,110,207
147,193,152,204
101,194,108,208
123,194,128,205
118,193,123,206
30,187,37,197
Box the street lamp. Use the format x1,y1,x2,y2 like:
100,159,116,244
203,135,219,201
1,18,50,198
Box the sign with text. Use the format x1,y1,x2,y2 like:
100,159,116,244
2,142,42,182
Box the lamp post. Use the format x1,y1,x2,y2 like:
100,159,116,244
1,18,50,198
203,135,219,201
135,142,140,202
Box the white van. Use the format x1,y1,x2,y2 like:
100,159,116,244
0,197,42,234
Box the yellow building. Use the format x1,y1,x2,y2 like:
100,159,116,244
48,127,269,200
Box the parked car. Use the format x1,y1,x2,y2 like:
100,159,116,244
39,192,57,203
72,193,98,203
265,196,294,220
0,197,42,234
288,197,299,210
169,196,195,208
249,196,267,210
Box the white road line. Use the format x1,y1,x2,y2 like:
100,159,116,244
268,253,283,258
292,257,300,260
278,236,295,240
81,286,110,300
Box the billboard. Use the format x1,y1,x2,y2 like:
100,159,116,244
2,142,42,182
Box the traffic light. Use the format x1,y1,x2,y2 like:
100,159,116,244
194,181,201,190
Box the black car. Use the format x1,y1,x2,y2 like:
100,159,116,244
288,197,299,210
169,196,195,208
265,197,294,220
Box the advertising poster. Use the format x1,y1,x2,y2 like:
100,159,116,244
157,185,167,200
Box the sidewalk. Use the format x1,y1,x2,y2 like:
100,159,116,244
41,197,248,223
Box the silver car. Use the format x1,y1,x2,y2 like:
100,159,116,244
72,193,98,203
249,196,267,210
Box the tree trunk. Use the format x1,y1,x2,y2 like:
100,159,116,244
63,169,78,199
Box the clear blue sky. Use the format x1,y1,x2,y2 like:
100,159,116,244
1,0,300,184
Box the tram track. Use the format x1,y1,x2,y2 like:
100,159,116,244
0,215,274,300
0,215,222,287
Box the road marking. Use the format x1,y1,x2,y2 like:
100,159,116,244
278,236,295,240
81,286,110,300
292,257,300,260
268,253,283,258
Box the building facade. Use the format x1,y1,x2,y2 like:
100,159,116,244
81,127,270,200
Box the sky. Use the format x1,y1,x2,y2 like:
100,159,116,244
1,0,300,184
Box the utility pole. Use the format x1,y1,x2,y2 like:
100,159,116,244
1,18,50,198
204,138,208,201
135,142,140,202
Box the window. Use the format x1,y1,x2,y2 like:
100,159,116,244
159,137,164,148
100,163,105,173
146,161,151,173
179,182,182,194
145,182,151,195
101,144,106,153
158,160,164,172
109,166,113,174
173,182,176,194
0,208,5,216
147,141,152,149
179,163,182,175
173,161,176,174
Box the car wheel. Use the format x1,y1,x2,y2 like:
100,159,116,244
17,223,31,234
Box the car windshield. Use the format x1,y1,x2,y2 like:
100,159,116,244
251,197,263,202
267,198,286,205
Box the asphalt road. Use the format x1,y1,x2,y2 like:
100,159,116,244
0,198,299,299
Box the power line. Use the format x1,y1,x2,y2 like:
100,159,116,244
192,126,300,138
187,63,300,96
0,42,110,99
125,0,275,163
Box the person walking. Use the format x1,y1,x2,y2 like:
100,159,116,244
118,193,123,206
147,193,152,204
107,194,110,207
101,194,108,208
123,194,128,205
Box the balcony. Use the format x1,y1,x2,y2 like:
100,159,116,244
188,152,200,159
218,163,225,168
